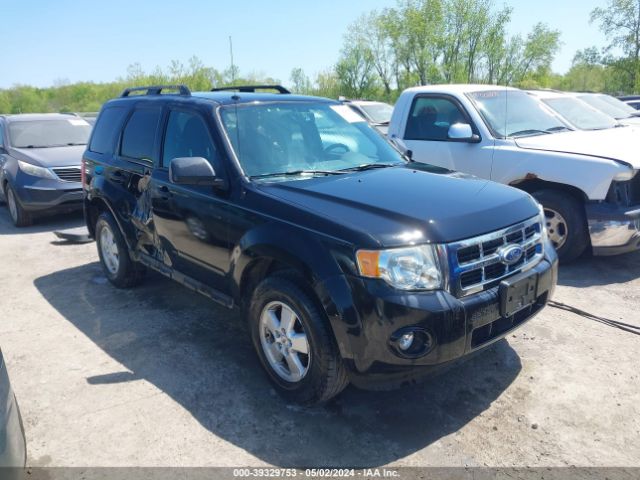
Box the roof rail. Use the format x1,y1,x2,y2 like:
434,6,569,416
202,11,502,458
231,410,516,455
210,85,291,94
120,85,191,98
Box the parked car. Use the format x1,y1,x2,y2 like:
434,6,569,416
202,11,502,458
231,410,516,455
527,90,622,131
0,347,27,471
340,98,393,134
388,85,640,262
83,84,557,405
569,92,640,126
619,95,640,111
0,113,91,226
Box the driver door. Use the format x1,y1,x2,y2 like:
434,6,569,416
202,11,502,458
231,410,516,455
400,94,494,179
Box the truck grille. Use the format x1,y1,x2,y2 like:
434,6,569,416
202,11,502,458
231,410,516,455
52,166,82,182
447,215,544,296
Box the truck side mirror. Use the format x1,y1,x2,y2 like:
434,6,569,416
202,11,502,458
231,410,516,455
169,157,226,189
448,123,480,143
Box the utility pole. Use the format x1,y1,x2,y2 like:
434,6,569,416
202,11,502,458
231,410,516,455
229,35,235,83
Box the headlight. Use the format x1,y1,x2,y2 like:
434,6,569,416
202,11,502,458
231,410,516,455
613,167,636,181
537,202,549,251
356,245,442,290
17,160,57,179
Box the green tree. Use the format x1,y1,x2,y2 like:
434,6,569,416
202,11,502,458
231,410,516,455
591,0,640,92
289,68,311,94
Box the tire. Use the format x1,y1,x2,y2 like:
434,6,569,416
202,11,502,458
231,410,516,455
532,189,589,263
248,274,349,405
95,211,146,288
5,183,33,227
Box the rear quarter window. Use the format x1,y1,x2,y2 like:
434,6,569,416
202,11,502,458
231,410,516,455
89,106,128,154
120,107,162,162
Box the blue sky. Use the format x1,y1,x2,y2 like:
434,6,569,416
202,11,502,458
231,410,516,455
1,0,609,88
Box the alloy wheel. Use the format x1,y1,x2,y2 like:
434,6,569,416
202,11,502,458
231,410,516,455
259,300,311,383
544,207,568,250
7,189,18,223
99,224,120,275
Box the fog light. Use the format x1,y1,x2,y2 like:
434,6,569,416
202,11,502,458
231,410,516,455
397,332,414,351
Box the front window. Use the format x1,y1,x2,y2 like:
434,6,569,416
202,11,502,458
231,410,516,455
357,102,394,124
219,102,404,179
542,97,618,130
578,94,634,120
467,90,568,138
8,118,91,148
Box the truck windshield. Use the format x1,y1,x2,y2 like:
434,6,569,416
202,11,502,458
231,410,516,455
358,102,394,124
577,94,636,120
9,119,92,148
220,102,404,179
468,90,568,138
542,97,618,130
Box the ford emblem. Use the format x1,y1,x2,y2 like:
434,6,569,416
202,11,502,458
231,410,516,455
498,244,524,266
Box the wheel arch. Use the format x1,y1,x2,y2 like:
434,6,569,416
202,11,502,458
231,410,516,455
509,177,589,204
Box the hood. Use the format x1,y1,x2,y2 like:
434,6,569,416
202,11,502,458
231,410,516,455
9,145,85,167
515,128,640,169
256,164,540,246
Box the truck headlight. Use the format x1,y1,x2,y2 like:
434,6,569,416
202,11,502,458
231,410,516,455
356,245,442,290
17,160,57,180
613,167,636,181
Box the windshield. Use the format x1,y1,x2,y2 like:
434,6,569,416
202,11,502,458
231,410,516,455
358,102,394,124
219,102,404,179
8,119,91,148
467,90,567,138
543,97,618,130
578,94,634,120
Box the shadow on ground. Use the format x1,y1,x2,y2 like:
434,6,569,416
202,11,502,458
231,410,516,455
34,262,521,467
0,207,84,236
558,250,640,288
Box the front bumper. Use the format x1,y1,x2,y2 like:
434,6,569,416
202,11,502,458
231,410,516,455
586,203,640,256
322,251,558,390
12,170,83,213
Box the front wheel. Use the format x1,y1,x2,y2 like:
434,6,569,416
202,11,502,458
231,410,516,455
532,189,589,263
96,212,146,288
5,184,33,227
248,275,349,405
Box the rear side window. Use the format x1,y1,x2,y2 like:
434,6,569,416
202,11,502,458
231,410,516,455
120,107,162,162
89,107,127,154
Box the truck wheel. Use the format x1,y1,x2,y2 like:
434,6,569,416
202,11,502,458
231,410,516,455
532,189,589,263
248,275,349,405
96,212,146,288
5,184,33,227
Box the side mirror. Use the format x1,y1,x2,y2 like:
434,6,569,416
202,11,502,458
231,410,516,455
448,123,480,143
169,157,226,189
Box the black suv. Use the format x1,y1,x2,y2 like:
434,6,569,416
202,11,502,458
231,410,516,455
83,84,558,405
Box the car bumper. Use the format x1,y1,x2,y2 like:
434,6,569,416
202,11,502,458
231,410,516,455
322,250,558,390
586,203,640,256
12,172,83,213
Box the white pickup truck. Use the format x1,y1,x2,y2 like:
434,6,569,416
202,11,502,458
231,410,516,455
388,84,640,261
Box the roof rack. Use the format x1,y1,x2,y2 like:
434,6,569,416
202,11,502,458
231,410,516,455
210,85,291,94
120,85,191,98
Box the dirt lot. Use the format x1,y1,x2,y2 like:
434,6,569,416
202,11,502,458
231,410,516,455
0,208,639,468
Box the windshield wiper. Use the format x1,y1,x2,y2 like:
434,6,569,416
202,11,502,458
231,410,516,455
546,126,572,132
250,169,344,179
338,163,399,172
65,142,87,146
508,129,551,137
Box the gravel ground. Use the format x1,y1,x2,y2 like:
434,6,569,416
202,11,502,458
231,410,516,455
0,208,638,468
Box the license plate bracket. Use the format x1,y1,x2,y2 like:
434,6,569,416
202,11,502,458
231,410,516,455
499,271,539,317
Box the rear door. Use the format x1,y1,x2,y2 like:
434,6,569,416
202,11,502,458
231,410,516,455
149,106,231,293
400,94,494,179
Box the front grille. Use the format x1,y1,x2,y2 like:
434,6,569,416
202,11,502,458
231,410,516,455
448,215,544,296
52,166,81,182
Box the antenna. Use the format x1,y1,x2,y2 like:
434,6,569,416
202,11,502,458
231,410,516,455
229,35,236,83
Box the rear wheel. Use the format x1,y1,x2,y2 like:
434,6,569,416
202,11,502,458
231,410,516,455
248,275,349,405
96,212,146,288
532,189,589,263
5,184,33,227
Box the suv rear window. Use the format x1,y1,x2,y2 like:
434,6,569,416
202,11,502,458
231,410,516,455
90,107,128,154
120,107,162,162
